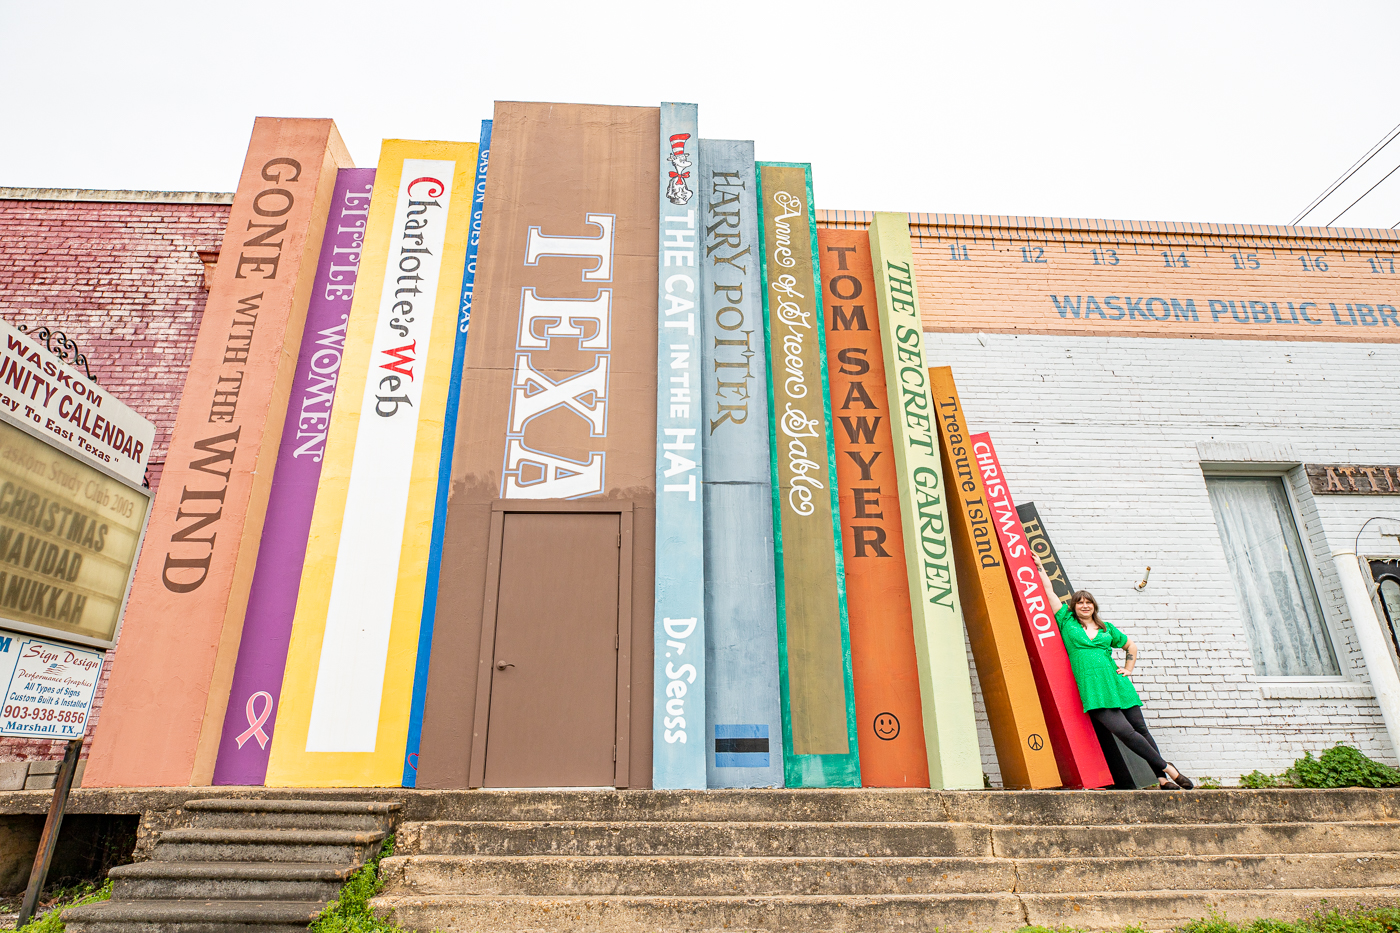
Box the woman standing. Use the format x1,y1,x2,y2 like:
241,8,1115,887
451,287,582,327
1035,557,1193,790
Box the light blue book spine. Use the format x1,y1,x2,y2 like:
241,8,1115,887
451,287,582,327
699,139,784,788
652,102,707,789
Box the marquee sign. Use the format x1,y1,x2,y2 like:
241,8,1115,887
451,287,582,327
0,319,154,651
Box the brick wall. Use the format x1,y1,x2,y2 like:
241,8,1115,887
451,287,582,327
0,190,230,763
928,331,1400,785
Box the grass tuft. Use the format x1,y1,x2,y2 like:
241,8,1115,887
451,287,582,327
309,837,414,933
14,880,111,933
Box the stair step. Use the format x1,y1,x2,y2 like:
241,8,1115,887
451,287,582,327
409,788,1400,825
398,818,1400,859
183,799,401,833
62,898,325,933
183,799,401,814
402,820,992,857
371,889,1400,933
109,861,354,902
381,851,1400,896
994,820,1398,858
152,828,386,864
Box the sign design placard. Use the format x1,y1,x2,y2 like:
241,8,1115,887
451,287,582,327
212,167,374,786
971,433,1110,789
866,212,982,790
699,138,784,789
269,139,477,787
929,367,1059,789
818,228,930,787
652,103,706,789
0,631,103,739
757,162,858,788
87,118,349,788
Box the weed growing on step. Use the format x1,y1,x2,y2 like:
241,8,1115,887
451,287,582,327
1195,776,1223,789
1179,905,1400,933
1012,906,1400,933
13,880,111,933
1238,745,1400,789
311,836,420,933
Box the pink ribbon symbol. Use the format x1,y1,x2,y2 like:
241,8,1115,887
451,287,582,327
235,691,274,750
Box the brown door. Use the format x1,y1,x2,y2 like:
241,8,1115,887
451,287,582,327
483,511,621,787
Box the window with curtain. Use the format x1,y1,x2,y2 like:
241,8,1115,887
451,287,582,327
1206,476,1340,677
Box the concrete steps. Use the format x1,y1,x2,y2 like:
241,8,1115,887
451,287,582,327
64,798,400,933
371,789,1400,932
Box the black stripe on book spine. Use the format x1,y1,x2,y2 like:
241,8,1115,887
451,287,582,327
715,737,769,754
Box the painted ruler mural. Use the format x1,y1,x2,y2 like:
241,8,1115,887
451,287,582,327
816,211,1400,342
866,212,982,790
700,139,784,788
757,162,859,788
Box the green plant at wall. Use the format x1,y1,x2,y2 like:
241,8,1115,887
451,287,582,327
1287,746,1400,788
1009,906,1400,933
1238,745,1400,789
310,837,417,933
14,880,111,933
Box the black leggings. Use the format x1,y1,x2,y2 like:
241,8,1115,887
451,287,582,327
1088,706,1169,778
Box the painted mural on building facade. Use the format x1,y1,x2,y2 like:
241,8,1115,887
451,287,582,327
78,103,1400,791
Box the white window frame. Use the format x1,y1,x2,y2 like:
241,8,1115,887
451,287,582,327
1200,462,1347,684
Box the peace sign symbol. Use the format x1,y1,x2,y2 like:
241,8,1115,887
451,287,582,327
1027,734,1044,751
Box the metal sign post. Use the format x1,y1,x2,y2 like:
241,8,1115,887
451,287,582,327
15,737,83,929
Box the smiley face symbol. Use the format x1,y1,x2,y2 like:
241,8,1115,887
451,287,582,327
873,712,900,741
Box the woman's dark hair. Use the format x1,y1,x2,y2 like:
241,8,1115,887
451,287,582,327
1069,590,1103,626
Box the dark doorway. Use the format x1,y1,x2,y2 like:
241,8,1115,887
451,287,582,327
480,510,623,787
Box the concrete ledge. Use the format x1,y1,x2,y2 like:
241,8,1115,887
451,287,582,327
0,786,1392,823
0,188,234,204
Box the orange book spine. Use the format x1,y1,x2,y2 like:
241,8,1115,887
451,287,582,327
818,228,929,786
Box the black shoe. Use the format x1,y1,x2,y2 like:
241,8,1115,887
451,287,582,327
1167,766,1194,790
1159,780,1183,790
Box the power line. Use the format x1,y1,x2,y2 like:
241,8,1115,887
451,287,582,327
1291,121,1400,226
1327,161,1400,226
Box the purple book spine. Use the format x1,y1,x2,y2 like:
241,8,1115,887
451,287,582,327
212,167,375,785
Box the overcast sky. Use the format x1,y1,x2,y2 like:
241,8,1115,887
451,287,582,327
4,1,1399,229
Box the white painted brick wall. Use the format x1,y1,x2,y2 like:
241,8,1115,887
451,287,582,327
927,332,1400,786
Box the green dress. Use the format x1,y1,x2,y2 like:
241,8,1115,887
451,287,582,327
1056,603,1143,712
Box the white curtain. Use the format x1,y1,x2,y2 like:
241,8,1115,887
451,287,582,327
1207,477,1340,677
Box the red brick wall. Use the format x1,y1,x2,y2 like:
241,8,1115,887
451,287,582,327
0,193,229,763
